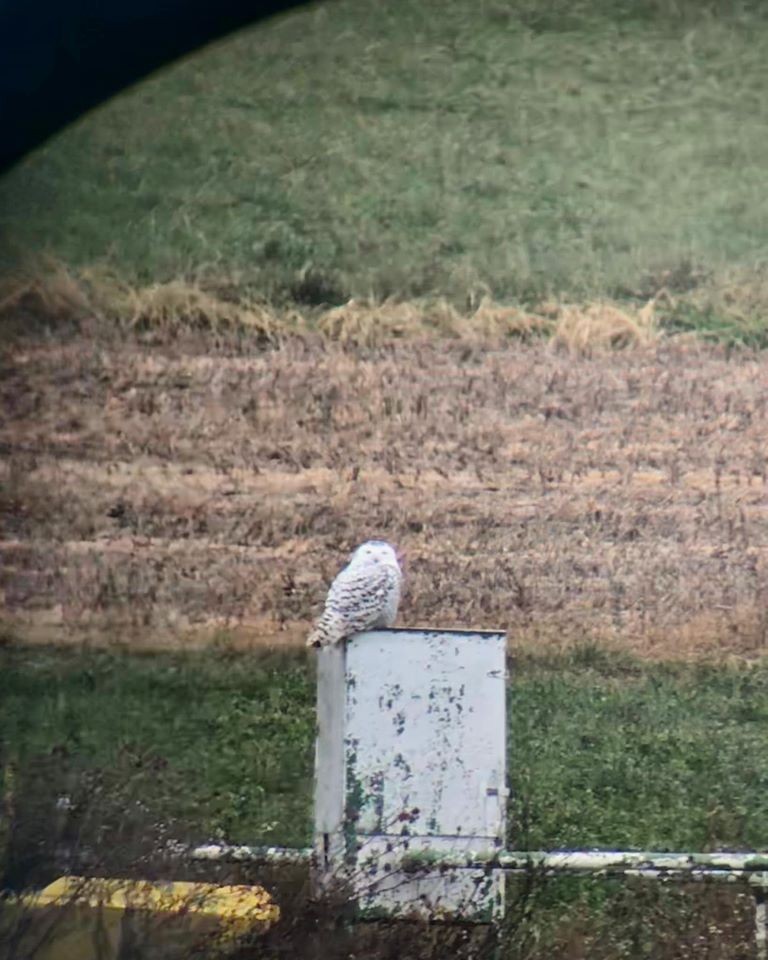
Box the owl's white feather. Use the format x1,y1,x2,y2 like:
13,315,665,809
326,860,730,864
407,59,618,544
307,540,403,648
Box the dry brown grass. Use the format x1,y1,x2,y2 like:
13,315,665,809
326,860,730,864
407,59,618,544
85,274,284,340
2,311,768,662
549,298,661,354
0,260,668,352
317,296,549,345
0,260,287,340
0,258,91,322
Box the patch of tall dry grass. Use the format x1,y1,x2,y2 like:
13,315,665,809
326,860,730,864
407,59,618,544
0,258,670,353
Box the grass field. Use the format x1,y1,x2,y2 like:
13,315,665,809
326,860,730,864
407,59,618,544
3,0,768,955
2,0,768,337
4,646,768,854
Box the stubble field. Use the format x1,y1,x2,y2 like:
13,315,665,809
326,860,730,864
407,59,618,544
2,326,768,662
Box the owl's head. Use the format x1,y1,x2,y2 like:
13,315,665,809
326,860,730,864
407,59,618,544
351,540,401,569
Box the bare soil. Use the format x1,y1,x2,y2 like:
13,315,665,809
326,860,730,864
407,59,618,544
3,325,768,661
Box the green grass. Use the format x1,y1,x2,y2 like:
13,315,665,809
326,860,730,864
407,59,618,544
0,648,317,856
2,645,768,869
2,0,768,317
511,649,768,851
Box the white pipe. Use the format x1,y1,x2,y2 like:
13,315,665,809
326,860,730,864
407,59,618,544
468,850,768,876
189,844,312,865
187,844,768,881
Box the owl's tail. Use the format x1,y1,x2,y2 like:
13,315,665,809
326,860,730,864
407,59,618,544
306,610,344,648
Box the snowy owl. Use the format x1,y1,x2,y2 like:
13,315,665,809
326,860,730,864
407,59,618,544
306,540,403,648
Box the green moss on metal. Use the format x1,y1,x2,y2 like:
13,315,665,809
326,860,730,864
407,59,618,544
344,740,364,866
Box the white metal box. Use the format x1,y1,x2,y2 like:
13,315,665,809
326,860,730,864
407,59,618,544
314,628,507,921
